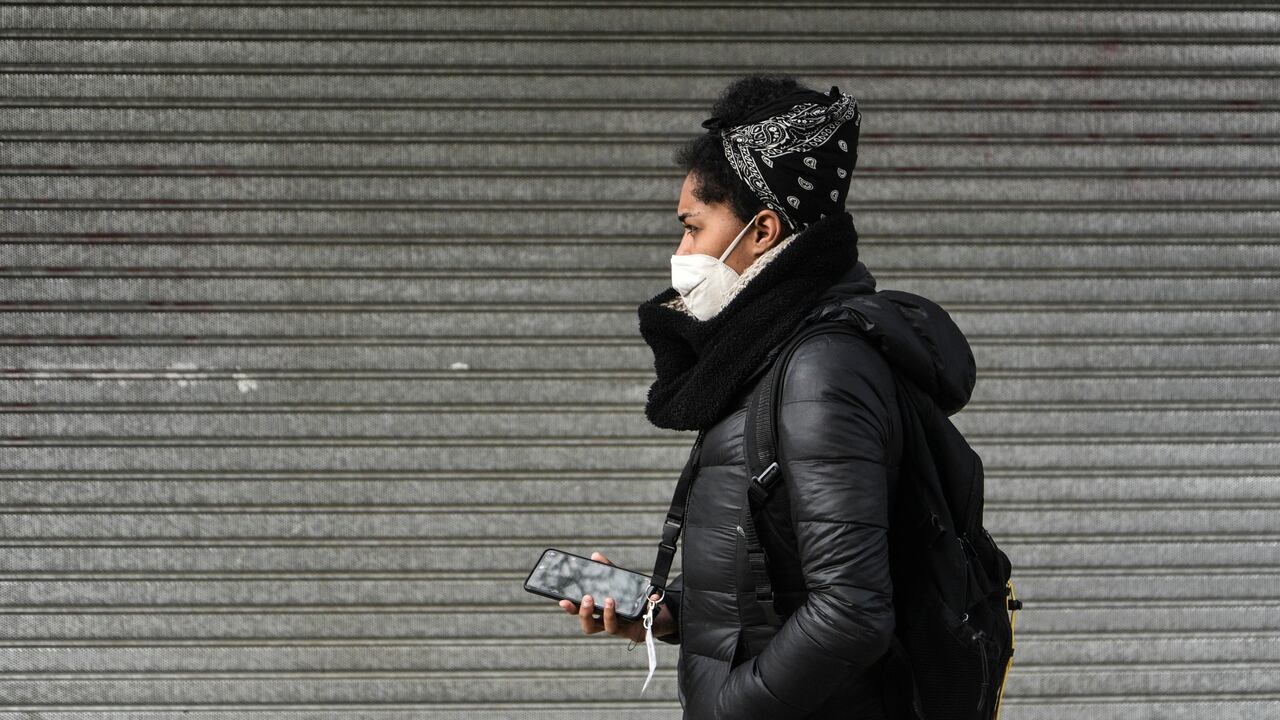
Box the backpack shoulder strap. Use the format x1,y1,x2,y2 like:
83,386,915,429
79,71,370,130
739,321,865,627
743,320,865,504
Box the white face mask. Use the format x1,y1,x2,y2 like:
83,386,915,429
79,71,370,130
670,215,758,321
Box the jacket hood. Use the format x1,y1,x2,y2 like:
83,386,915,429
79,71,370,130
803,262,977,415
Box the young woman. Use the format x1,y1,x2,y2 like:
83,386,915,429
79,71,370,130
557,74,976,720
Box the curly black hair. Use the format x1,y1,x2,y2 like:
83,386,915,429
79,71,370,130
674,73,817,228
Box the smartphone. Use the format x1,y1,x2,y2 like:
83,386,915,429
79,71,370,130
524,548,653,622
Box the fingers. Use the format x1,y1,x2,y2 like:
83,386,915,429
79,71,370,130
554,550,632,639
578,594,603,634
601,596,618,634
562,593,629,637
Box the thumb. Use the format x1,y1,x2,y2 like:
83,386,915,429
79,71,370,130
591,551,613,565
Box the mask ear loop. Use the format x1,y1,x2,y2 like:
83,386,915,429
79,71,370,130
718,215,758,264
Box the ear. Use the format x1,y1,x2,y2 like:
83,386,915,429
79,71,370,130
746,209,789,260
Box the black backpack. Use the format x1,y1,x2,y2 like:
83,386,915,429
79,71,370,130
737,320,1023,720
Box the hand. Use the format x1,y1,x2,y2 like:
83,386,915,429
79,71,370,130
556,551,675,644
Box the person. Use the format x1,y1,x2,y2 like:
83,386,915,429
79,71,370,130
555,74,976,720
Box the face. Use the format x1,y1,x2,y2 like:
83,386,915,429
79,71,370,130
675,172,786,275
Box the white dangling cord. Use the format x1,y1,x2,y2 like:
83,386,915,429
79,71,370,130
639,589,663,694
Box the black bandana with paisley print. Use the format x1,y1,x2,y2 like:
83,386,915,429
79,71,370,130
701,85,861,235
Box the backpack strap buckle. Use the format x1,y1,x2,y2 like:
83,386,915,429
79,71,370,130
747,461,781,505
659,517,681,554
752,461,781,488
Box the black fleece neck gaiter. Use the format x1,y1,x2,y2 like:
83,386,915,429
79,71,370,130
637,210,859,431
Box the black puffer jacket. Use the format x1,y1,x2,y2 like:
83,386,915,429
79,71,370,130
653,259,977,719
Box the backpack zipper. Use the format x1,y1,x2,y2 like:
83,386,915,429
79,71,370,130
973,628,990,713
957,533,992,714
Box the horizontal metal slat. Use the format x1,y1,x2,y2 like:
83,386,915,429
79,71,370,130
5,406,1280,437
4,337,1279,371
0,505,1276,539
5,137,1280,169
5,38,1279,69
0,703,1267,720
0,537,1272,572
3,275,1275,304
0,641,667,672
0,631,1274,671
0,707,685,720
3,375,1277,404
6,6,1278,36
1,601,1275,640
6,173,1280,205
6,207,1280,236
0,665,1269,703
0,472,1274,505
2,440,1276,472
5,105,1280,137
0,569,1275,605
0,673,680,705
5,240,1279,272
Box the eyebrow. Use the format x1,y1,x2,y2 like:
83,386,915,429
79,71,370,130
677,211,701,223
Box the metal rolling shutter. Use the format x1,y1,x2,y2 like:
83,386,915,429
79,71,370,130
1,4,1275,718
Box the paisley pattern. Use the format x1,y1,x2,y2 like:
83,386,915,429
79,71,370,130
717,88,861,234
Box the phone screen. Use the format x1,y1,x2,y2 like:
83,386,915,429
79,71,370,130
526,549,651,619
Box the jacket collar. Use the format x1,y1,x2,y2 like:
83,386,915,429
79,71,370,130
637,210,861,430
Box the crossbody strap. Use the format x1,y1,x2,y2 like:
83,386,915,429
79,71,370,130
648,428,707,595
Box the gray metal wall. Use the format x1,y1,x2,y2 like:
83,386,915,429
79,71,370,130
1,3,1276,718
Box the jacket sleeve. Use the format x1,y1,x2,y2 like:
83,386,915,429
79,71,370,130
715,332,897,718
656,571,683,644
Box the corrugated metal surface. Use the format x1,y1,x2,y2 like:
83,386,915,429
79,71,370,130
1,3,1277,717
